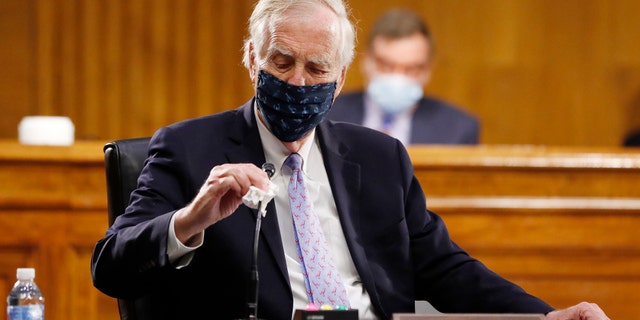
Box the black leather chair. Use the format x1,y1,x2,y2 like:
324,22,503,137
103,137,151,319
103,137,150,226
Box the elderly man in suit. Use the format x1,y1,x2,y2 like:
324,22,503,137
91,0,608,319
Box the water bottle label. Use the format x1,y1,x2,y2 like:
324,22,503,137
7,305,44,320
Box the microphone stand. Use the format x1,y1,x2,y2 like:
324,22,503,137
247,200,263,320
246,162,274,320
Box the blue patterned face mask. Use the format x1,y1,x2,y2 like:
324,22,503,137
256,70,337,142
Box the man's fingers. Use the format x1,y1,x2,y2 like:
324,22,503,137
210,163,270,195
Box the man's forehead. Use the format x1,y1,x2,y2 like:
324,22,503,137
267,43,336,67
371,34,431,62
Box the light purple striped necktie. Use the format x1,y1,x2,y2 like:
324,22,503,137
284,153,350,308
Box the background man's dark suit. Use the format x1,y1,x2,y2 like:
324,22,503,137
329,92,480,145
91,100,551,319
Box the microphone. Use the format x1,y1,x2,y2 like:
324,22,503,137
262,162,275,179
246,163,276,320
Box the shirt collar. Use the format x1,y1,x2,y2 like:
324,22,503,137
254,104,316,174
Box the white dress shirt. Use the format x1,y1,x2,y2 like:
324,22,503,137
363,95,416,146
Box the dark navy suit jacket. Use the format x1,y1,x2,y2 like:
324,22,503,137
328,92,480,145
91,100,551,319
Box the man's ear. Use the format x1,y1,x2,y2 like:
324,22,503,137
334,66,348,99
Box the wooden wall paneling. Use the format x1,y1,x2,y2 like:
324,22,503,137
60,0,80,139
217,1,252,110
440,210,640,251
80,0,100,139
1,210,64,320
33,0,55,117
147,0,169,134
5,0,640,144
194,0,216,119
0,210,113,320
103,0,124,140
0,141,110,320
67,212,119,320
172,0,193,124
409,145,640,197
517,279,638,320
125,0,150,140
0,0,33,139
426,0,581,145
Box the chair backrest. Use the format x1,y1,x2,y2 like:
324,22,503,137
103,137,151,226
103,137,150,320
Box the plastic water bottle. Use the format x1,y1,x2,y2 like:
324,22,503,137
6,268,45,320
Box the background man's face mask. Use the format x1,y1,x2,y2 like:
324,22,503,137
256,70,337,142
366,73,424,114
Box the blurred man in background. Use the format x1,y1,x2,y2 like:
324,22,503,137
329,8,479,145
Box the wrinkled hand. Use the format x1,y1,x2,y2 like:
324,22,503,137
174,163,270,245
546,302,610,320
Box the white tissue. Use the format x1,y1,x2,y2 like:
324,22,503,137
242,181,279,217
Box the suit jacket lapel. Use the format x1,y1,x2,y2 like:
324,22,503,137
316,121,382,311
225,101,289,287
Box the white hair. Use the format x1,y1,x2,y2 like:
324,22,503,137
242,0,356,70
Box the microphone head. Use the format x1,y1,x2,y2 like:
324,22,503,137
262,162,276,178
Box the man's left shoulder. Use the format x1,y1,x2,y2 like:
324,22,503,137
322,119,400,149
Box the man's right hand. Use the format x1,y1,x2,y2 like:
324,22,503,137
173,163,271,246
